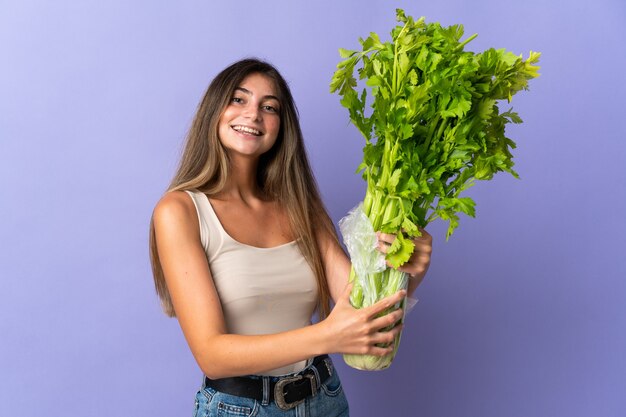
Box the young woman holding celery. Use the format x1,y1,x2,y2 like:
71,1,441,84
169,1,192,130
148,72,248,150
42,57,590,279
149,58,432,416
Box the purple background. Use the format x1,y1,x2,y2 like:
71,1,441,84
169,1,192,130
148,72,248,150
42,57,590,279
1,1,625,416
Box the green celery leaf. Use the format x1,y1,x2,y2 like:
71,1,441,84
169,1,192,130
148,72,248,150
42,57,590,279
386,232,415,268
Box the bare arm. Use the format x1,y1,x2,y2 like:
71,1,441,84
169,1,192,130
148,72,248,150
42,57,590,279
317,230,352,303
153,191,405,379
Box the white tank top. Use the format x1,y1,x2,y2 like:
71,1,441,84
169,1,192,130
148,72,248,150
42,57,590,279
185,190,318,376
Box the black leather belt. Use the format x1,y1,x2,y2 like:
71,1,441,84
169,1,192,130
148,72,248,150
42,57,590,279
203,355,332,410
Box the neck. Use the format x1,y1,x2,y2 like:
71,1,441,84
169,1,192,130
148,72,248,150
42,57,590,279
219,155,265,202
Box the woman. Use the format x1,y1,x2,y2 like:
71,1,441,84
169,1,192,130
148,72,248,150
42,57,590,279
149,58,432,416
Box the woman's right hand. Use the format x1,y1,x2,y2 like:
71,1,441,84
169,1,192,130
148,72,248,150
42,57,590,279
320,283,406,356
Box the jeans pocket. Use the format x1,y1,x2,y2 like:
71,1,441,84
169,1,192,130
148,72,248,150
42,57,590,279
194,388,214,417
321,369,343,397
310,369,349,417
216,400,256,416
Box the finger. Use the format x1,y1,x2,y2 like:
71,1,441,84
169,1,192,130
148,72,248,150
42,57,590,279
370,334,398,349
367,326,403,355
371,323,403,344
407,253,431,265
371,308,404,330
367,344,396,357
376,232,397,245
366,290,406,318
398,263,429,278
412,239,433,253
378,240,390,254
413,228,432,243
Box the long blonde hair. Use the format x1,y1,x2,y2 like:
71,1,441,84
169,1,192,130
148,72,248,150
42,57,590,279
149,58,337,318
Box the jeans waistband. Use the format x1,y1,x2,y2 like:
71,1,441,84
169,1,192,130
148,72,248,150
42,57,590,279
203,355,333,410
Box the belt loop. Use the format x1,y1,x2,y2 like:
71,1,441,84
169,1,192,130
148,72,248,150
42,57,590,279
310,360,321,387
324,357,334,378
262,376,270,406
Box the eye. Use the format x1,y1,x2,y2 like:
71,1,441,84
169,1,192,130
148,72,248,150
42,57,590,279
262,105,278,113
231,97,244,104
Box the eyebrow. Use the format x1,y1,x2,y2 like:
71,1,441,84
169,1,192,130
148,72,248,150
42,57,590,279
235,87,280,102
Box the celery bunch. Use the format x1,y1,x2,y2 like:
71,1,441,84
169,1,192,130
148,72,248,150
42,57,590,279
331,9,540,370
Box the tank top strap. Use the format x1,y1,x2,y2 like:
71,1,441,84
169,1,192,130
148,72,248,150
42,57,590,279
184,190,224,261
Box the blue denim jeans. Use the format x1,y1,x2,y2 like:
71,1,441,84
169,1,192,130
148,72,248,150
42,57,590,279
193,358,349,416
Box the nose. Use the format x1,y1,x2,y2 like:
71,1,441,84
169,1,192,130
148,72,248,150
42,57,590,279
243,103,261,121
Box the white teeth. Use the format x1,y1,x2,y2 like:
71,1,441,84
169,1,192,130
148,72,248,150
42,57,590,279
232,125,261,136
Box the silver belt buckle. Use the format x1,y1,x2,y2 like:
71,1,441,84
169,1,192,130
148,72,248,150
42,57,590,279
274,373,317,410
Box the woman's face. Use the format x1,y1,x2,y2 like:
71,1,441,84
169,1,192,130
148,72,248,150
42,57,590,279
217,72,281,160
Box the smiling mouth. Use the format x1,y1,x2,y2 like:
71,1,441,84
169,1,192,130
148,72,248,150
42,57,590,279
231,125,263,136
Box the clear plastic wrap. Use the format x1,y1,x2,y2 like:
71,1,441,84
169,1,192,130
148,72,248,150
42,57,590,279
338,203,417,371
339,203,418,311
338,203,386,295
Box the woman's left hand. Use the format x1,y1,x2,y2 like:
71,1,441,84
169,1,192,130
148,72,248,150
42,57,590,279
377,229,433,282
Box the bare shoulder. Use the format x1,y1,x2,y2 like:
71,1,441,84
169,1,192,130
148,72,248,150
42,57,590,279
153,191,199,236
316,226,342,256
